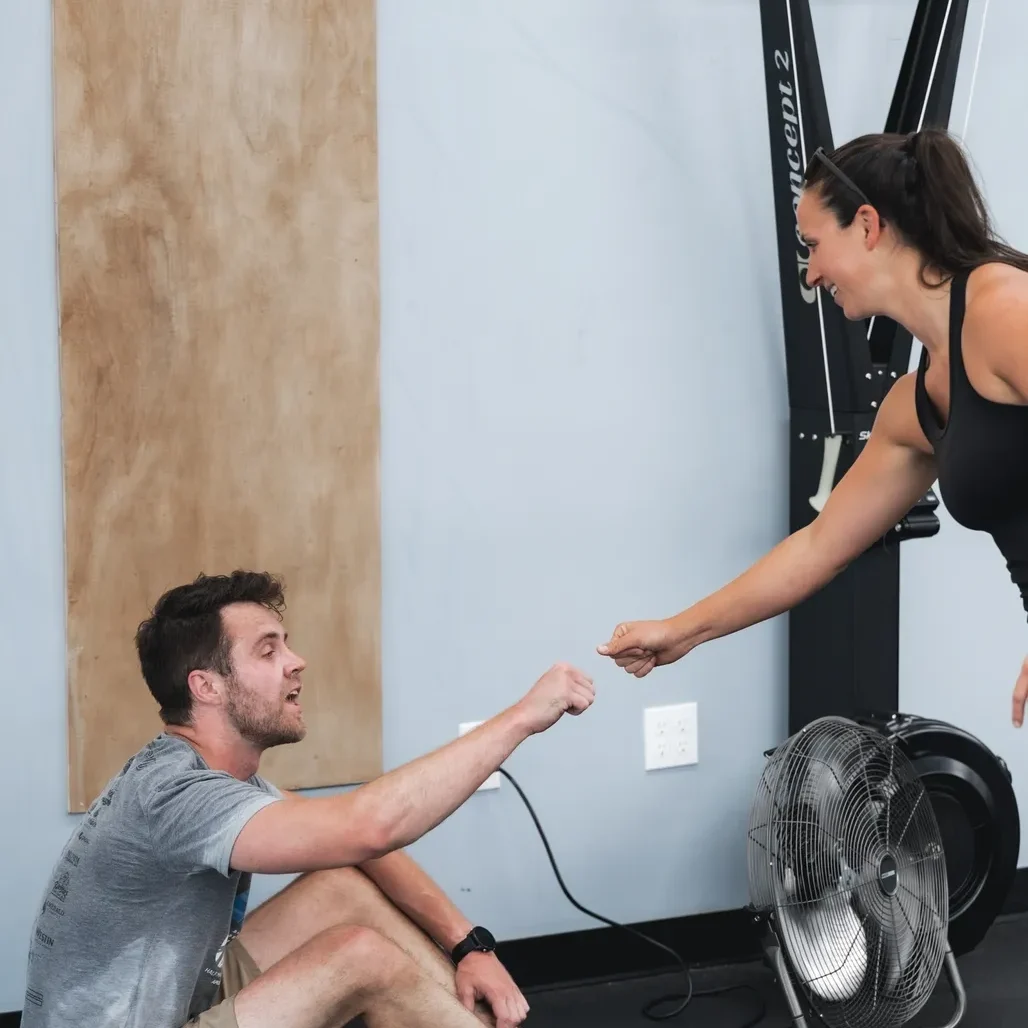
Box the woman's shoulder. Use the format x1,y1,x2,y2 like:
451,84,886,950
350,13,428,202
964,263,1028,403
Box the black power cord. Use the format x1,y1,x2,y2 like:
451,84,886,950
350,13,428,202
498,767,769,1027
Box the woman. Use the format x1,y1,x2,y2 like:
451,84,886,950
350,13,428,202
598,129,1028,726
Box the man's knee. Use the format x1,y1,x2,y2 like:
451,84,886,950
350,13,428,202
230,926,412,1028
317,923,416,993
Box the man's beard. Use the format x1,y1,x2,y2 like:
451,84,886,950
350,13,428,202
225,674,306,750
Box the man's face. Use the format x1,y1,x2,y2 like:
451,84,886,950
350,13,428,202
219,602,308,750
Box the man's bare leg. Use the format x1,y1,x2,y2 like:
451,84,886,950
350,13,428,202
240,868,459,994
232,924,485,1028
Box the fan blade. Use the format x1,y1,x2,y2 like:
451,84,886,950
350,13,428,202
777,892,869,1003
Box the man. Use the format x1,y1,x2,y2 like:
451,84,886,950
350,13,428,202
23,570,595,1028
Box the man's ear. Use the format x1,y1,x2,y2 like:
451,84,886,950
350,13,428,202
187,668,223,707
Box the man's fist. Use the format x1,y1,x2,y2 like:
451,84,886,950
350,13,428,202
516,663,595,734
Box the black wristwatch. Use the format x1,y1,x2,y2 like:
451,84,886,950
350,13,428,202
450,926,496,965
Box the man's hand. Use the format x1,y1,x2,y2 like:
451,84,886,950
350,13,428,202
1013,655,1028,727
514,662,595,735
456,951,529,1028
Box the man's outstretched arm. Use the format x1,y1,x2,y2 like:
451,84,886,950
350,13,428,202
232,663,594,874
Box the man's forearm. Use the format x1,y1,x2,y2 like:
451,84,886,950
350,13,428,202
360,849,473,952
355,705,534,857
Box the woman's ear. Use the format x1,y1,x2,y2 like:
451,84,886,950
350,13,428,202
859,205,885,249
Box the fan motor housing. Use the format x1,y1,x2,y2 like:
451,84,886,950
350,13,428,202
878,854,899,896
855,711,1020,956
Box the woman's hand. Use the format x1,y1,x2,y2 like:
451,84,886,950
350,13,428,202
597,619,693,678
1012,656,1028,727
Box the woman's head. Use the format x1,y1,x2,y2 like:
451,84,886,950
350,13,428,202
796,128,1028,319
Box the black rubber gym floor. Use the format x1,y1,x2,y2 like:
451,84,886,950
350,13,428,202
520,911,1028,1028
1,913,1022,1027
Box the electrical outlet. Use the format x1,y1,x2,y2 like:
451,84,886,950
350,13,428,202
458,721,501,790
644,703,698,770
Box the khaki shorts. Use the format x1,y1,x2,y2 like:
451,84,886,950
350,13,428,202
185,937,262,1028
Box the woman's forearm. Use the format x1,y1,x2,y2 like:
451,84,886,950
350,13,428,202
668,525,842,649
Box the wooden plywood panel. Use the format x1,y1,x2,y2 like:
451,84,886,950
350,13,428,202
53,1,381,811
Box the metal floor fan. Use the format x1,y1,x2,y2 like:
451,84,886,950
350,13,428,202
747,716,967,1028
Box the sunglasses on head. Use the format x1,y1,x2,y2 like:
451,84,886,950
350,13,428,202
810,146,872,207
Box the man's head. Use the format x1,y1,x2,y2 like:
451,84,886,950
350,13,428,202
135,570,307,751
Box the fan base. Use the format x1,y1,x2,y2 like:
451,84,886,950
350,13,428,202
755,916,968,1028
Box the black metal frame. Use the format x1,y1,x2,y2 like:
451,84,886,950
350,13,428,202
758,0,970,735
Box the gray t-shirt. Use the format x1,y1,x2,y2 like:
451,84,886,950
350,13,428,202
21,733,282,1028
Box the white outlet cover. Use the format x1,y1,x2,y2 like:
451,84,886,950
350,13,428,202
458,721,501,790
643,702,698,771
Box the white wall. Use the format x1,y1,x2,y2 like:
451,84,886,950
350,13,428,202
1,0,1024,1014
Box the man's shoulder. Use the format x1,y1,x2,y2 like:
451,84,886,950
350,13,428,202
88,734,205,811
139,735,282,802
248,772,283,800
96,733,282,815
124,733,203,782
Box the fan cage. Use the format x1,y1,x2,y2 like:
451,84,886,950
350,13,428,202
747,716,949,1028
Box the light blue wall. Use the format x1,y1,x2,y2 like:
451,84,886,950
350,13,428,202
2,0,77,1015
2,0,1024,1014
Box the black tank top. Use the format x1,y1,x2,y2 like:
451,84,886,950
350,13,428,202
914,268,1028,614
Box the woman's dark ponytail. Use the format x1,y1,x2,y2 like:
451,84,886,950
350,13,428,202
804,128,1028,286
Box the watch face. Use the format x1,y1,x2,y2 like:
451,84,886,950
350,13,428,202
472,926,496,949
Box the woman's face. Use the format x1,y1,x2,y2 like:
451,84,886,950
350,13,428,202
797,187,884,320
